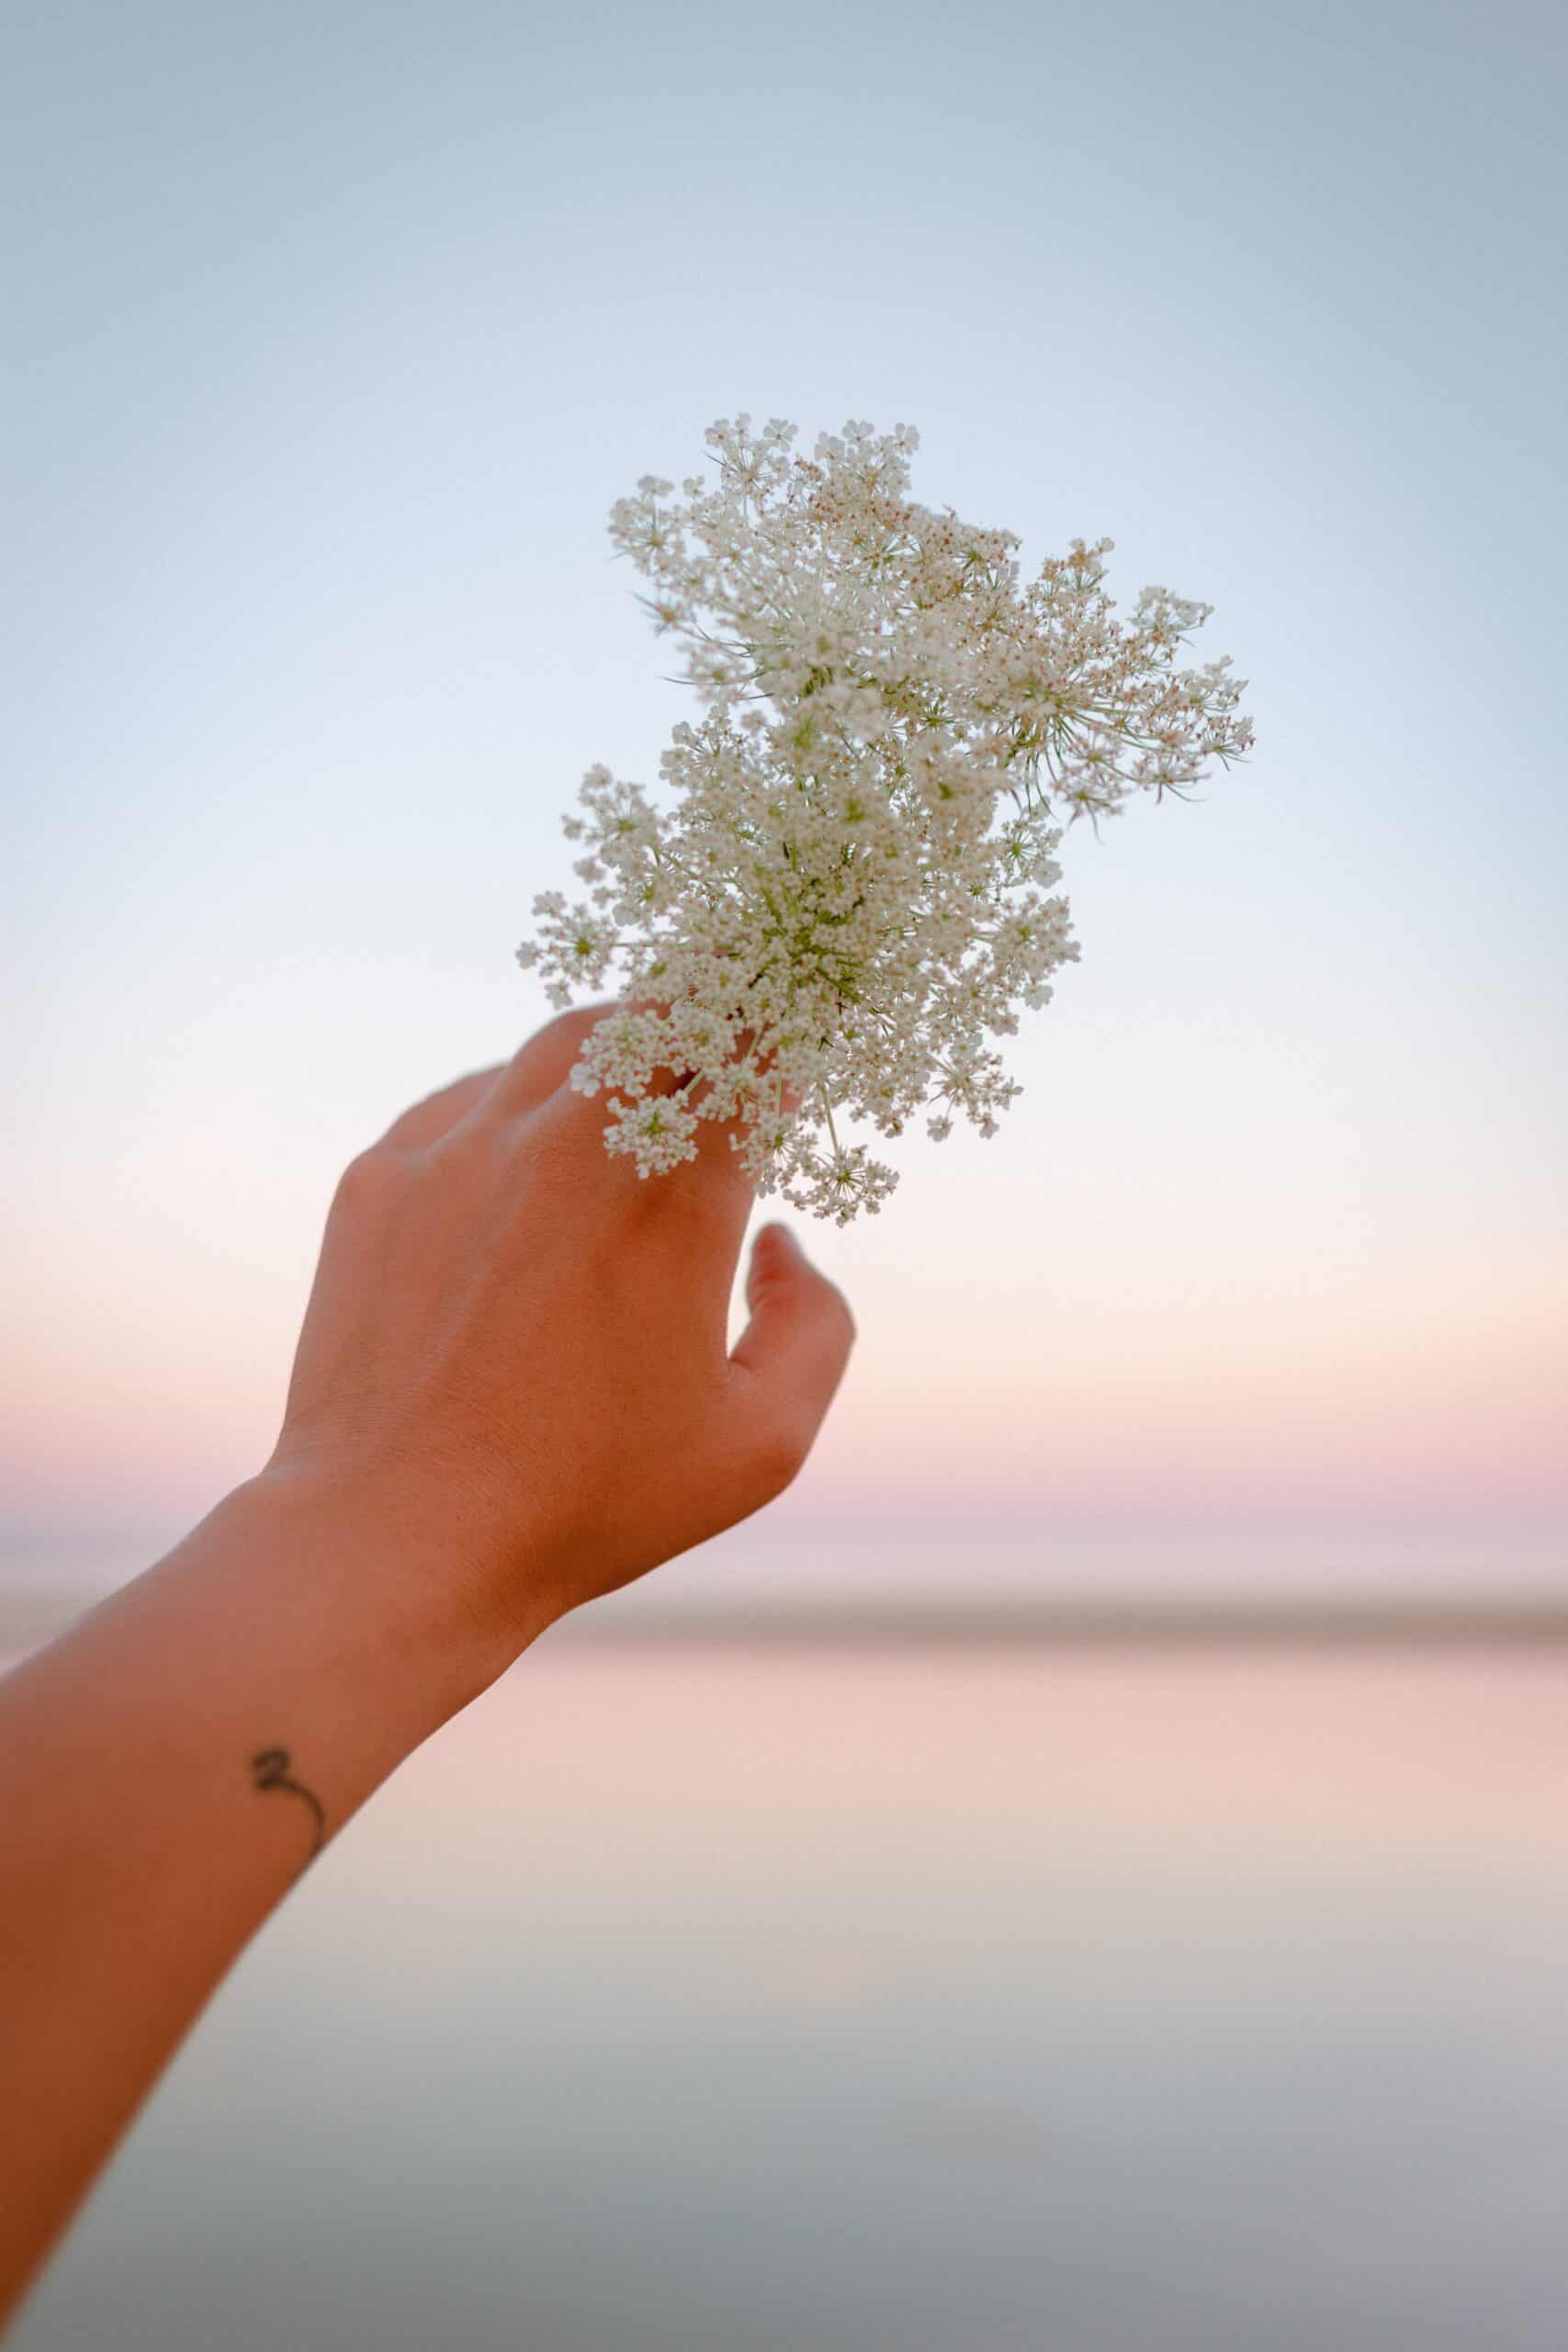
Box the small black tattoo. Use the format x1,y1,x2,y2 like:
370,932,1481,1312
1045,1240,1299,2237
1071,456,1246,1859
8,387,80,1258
251,1746,326,1860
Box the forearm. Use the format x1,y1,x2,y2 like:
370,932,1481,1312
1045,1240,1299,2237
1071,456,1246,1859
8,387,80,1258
0,1472,529,2325
0,1002,852,2327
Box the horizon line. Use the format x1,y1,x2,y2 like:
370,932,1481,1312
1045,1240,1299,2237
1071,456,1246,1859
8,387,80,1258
8,1589,1568,1660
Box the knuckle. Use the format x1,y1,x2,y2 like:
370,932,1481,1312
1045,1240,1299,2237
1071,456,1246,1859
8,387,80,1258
749,1419,810,1501
660,1167,748,1241
518,1002,623,1087
427,1112,502,1181
800,1269,856,1352
822,1280,856,1347
331,1144,400,1214
537,1001,617,1055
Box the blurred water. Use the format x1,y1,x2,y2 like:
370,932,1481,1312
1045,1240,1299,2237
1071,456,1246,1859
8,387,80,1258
10,1637,1568,2350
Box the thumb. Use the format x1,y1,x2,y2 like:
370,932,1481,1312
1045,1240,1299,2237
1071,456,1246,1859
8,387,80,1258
730,1223,856,1437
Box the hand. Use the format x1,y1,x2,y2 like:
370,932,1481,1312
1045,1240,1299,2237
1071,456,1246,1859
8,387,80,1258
261,1004,855,1663
0,999,855,2315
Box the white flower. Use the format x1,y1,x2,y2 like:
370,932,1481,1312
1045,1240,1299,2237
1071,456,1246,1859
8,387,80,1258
602,1090,700,1175
516,417,1254,1218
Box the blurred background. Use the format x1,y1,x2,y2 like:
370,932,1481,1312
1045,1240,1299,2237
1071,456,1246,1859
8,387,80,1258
5,0,1566,2345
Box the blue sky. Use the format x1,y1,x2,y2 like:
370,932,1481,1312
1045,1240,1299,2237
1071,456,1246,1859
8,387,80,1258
6,0,1564,1600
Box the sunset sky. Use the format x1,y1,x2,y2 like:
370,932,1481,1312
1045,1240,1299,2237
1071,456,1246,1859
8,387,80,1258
6,0,1564,1602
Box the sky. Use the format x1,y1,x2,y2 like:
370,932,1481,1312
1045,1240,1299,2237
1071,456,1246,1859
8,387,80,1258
5,0,1565,1603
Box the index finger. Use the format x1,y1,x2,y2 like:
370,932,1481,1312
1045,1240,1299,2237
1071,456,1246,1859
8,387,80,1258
378,1065,506,1150
490,1001,622,1119
536,1001,769,1235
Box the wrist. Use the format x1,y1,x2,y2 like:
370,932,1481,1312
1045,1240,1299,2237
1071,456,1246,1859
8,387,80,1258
222,1462,550,1725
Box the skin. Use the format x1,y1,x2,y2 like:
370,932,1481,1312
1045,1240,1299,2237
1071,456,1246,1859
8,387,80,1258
0,1002,855,2326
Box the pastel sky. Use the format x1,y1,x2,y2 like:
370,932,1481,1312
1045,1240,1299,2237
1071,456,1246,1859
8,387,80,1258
6,0,1565,1598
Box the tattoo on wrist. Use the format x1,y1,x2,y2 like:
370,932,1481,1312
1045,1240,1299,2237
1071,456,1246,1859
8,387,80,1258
251,1747,326,1860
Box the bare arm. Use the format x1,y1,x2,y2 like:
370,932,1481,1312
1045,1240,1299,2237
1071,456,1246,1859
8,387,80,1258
0,1005,854,2325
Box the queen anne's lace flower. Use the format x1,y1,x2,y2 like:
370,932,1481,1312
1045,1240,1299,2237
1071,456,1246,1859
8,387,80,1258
517,416,1254,1222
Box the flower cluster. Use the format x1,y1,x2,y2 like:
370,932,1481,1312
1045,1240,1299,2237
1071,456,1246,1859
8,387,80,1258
517,416,1253,1221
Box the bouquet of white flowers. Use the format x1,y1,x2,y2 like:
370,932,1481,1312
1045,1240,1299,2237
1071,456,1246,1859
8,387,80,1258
517,416,1253,1222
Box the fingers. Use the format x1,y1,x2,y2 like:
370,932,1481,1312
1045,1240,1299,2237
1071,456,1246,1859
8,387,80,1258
514,995,759,1234
491,1001,622,1118
378,1066,505,1149
730,1223,855,1466
493,996,715,1123
379,998,636,1153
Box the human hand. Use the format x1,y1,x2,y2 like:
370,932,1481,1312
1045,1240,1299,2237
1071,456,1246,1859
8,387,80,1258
260,1005,855,1668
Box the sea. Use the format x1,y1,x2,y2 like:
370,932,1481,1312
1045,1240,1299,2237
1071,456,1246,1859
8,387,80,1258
7,1623,1568,2350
